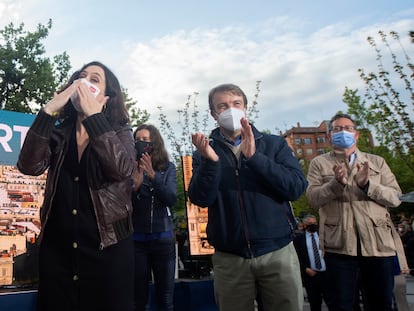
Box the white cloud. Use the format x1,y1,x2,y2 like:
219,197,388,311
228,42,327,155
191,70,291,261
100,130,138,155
1,1,413,141
0,0,22,24
122,18,414,135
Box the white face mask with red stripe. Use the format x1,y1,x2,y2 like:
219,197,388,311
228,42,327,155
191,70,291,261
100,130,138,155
70,78,101,113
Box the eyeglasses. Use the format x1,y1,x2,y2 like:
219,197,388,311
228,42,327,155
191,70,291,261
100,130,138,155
331,125,355,132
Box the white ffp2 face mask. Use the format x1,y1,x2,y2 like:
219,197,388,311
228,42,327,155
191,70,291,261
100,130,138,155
217,107,245,132
70,78,101,112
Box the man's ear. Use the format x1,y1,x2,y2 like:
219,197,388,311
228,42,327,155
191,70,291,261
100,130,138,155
354,130,360,141
210,110,218,121
328,134,332,144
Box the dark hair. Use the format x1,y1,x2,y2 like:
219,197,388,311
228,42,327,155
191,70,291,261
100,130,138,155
329,113,355,131
208,83,248,112
134,124,170,171
59,61,130,127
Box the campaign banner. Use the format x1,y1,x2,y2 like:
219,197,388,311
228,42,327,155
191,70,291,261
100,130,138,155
0,110,42,290
0,110,35,166
181,155,214,256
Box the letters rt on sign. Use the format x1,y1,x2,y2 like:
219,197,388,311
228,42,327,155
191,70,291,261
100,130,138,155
0,110,35,165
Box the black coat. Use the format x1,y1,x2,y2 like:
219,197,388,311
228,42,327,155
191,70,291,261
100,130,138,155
293,232,312,283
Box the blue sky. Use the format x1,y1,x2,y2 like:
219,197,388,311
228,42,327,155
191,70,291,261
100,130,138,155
1,0,413,136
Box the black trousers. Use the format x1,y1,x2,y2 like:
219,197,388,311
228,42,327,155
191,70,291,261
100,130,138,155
133,238,176,311
324,253,394,311
303,271,328,311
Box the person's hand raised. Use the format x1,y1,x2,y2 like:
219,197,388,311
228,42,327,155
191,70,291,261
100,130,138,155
77,82,109,117
240,117,255,159
43,80,81,116
139,153,155,180
191,132,219,162
355,161,369,188
333,163,348,185
131,161,144,192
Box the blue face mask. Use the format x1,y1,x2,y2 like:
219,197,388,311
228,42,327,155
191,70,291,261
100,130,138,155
332,131,355,149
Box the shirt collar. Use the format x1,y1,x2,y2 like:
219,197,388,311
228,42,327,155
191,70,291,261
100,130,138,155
349,151,357,165
218,131,242,146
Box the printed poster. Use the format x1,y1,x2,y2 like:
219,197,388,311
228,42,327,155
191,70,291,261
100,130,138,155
0,110,41,289
181,155,214,256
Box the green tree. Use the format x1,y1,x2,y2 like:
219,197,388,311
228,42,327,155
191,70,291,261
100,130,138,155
292,153,317,217
157,92,210,223
357,30,414,173
158,92,210,162
343,86,414,216
158,82,262,226
342,87,374,153
158,81,262,162
246,81,261,123
123,87,150,129
342,30,414,217
174,159,188,221
0,20,71,113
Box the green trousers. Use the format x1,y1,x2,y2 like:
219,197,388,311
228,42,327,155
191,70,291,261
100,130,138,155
212,242,303,311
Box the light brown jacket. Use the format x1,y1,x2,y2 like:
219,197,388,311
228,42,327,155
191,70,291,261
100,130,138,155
307,149,402,257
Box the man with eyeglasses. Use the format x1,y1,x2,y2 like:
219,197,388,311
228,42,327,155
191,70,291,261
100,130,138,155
306,113,402,311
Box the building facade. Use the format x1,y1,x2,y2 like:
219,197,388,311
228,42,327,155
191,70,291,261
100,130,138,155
282,121,374,161
283,121,331,161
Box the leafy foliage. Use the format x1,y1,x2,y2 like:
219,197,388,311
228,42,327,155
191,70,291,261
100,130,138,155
157,82,262,225
344,30,414,217
157,92,210,162
342,87,375,153
291,172,312,218
357,30,414,173
157,92,210,225
123,87,150,128
0,20,71,113
246,81,261,123
174,159,188,220
158,81,262,163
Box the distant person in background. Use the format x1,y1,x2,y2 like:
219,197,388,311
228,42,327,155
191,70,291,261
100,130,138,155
307,113,402,311
294,218,305,237
293,214,327,311
399,222,414,247
131,124,177,311
17,61,135,311
392,223,411,311
176,221,190,270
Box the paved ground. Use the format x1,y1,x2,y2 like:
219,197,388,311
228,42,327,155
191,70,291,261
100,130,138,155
407,275,414,310
302,275,414,311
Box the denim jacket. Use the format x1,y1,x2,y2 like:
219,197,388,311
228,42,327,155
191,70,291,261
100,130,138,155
132,161,177,233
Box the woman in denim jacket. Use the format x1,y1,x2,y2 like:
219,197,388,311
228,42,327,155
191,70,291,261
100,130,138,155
131,124,177,311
